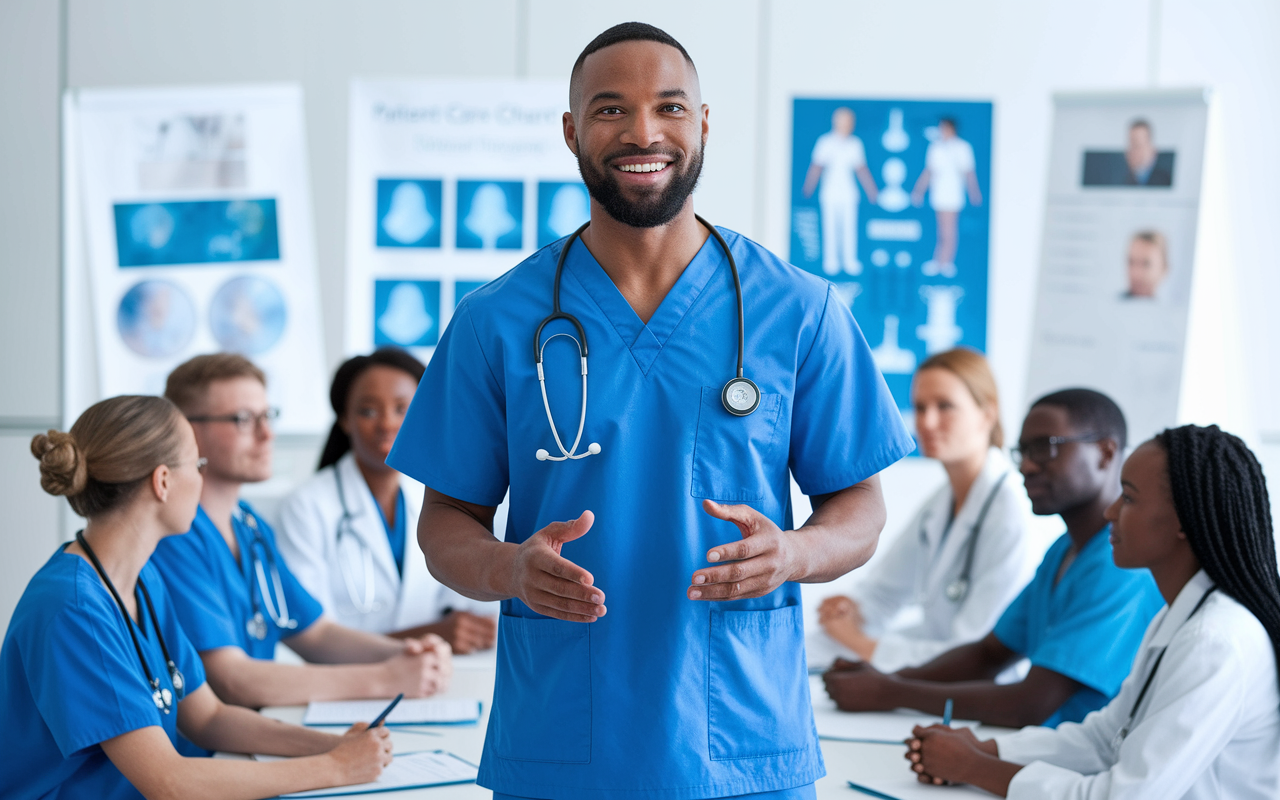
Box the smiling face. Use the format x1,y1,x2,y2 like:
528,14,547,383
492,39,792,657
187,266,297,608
911,367,995,465
341,365,418,474
1104,440,1192,570
564,39,708,228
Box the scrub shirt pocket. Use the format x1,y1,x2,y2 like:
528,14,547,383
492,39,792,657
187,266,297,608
707,604,810,760
691,387,784,502
492,614,591,763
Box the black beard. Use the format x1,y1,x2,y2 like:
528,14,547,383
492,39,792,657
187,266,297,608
576,142,704,228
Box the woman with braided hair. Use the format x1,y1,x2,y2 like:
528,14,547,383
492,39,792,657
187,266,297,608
899,424,1280,799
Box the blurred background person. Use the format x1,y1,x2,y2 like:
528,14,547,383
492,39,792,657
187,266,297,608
913,117,982,278
1123,229,1170,299
277,348,497,653
803,106,879,276
816,348,1036,672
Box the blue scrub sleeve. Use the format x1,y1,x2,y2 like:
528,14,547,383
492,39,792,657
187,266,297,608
991,579,1033,655
26,604,164,758
788,285,914,496
150,533,245,653
1023,571,1160,697
387,302,510,506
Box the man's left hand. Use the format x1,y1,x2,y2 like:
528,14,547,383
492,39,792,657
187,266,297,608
688,500,800,601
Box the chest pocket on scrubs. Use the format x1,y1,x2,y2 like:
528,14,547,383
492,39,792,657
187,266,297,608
491,614,592,763
708,603,811,759
691,387,784,503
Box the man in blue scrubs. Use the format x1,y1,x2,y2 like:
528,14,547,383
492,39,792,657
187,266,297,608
389,22,914,800
151,354,451,716
823,389,1165,728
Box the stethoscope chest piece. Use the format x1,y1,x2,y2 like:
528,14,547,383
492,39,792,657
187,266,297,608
722,377,760,416
945,578,969,603
246,612,268,641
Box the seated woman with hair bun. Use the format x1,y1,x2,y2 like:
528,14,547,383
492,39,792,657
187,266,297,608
0,396,393,800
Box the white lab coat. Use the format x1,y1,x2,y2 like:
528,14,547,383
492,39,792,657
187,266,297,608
996,570,1280,799
276,452,478,634
846,448,1037,672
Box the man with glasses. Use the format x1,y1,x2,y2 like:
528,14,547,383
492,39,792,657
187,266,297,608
150,354,451,739
824,388,1164,728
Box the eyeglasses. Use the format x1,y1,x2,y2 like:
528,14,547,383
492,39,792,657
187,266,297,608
196,457,208,473
187,408,280,434
1010,433,1104,466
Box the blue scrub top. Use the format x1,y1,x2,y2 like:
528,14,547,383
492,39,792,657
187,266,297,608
375,488,407,575
151,501,324,661
0,548,206,800
993,526,1164,726
388,229,914,800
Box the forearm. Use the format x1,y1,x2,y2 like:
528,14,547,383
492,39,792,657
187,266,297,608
953,750,1020,797
880,676,1055,728
791,478,886,583
188,704,341,756
152,753,344,800
287,620,403,664
897,639,1009,682
420,498,516,602
204,652,391,708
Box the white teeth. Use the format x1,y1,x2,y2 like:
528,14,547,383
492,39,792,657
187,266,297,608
618,162,668,173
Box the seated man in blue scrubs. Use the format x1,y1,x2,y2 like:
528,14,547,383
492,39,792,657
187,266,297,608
824,389,1165,728
390,22,916,800
150,354,451,714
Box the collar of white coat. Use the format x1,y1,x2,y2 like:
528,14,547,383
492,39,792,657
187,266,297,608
1148,569,1215,649
923,446,1012,539
335,451,420,521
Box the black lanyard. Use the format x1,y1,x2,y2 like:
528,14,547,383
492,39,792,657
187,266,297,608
75,531,185,714
1117,585,1217,742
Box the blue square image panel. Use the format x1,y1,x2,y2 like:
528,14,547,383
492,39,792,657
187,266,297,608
376,179,443,248
114,199,280,267
456,180,523,250
536,182,590,247
455,280,488,309
374,279,440,347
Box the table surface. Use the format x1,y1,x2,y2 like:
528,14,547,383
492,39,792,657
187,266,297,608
256,655,1012,800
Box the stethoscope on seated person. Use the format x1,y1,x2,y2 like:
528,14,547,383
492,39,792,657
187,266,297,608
234,505,299,641
332,465,380,615
76,531,186,714
920,471,1010,603
534,215,758,463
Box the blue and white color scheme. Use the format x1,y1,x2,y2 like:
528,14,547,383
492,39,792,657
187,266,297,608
536,181,590,248
116,279,197,358
790,98,992,412
456,180,524,250
114,198,280,266
374,279,440,347
376,178,442,248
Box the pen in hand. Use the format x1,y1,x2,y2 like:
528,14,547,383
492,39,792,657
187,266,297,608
942,698,953,727
368,693,404,729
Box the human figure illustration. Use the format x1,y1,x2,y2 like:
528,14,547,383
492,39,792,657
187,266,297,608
913,117,981,278
803,107,879,276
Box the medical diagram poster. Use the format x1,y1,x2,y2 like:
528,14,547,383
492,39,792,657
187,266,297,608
67,84,328,433
789,98,992,413
1025,91,1207,446
345,79,585,359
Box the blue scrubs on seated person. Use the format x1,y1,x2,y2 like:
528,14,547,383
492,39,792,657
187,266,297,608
0,549,206,799
387,229,915,800
150,501,324,661
993,525,1164,727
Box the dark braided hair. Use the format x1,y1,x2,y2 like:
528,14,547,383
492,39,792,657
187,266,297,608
318,347,425,470
1156,424,1280,686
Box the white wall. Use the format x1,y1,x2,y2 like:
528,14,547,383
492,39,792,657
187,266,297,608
2,0,1279,628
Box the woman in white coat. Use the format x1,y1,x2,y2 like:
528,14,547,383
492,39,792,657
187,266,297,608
905,424,1280,799
817,347,1036,672
278,348,497,653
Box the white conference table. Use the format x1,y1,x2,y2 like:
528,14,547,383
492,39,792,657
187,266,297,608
258,654,1010,799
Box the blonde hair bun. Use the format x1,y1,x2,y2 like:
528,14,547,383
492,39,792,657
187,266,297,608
31,429,88,497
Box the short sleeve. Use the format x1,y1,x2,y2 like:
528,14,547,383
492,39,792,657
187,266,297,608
959,141,976,172
788,285,914,496
810,135,832,166
26,605,162,758
992,578,1033,655
150,534,243,653
852,138,867,168
387,301,510,506
260,517,324,635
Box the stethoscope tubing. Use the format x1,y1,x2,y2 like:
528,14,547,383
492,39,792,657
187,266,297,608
333,465,378,614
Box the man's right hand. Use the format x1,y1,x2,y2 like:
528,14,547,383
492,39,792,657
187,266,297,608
507,511,606,623
327,723,392,787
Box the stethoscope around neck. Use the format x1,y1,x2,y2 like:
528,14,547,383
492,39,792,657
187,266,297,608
533,215,759,463
235,506,299,641
922,471,1009,604
332,464,380,616
76,531,186,714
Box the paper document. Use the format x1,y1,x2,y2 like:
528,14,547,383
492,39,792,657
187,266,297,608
847,778,997,799
303,698,481,726
276,750,477,797
810,676,975,743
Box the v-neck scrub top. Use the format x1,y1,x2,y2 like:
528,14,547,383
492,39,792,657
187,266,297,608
0,549,206,799
387,228,915,799
151,502,324,660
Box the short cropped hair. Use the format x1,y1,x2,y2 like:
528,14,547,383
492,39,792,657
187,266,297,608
1130,229,1169,270
165,353,266,415
1130,118,1153,136
1030,388,1127,450
570,22,696,110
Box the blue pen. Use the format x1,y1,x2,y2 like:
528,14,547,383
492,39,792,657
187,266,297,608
368,693,405,729
942,698,954,727
847,780,902,800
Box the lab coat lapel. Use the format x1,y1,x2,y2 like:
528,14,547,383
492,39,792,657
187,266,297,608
337,454,402,599
394,477,443,631
921,448,1009,588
